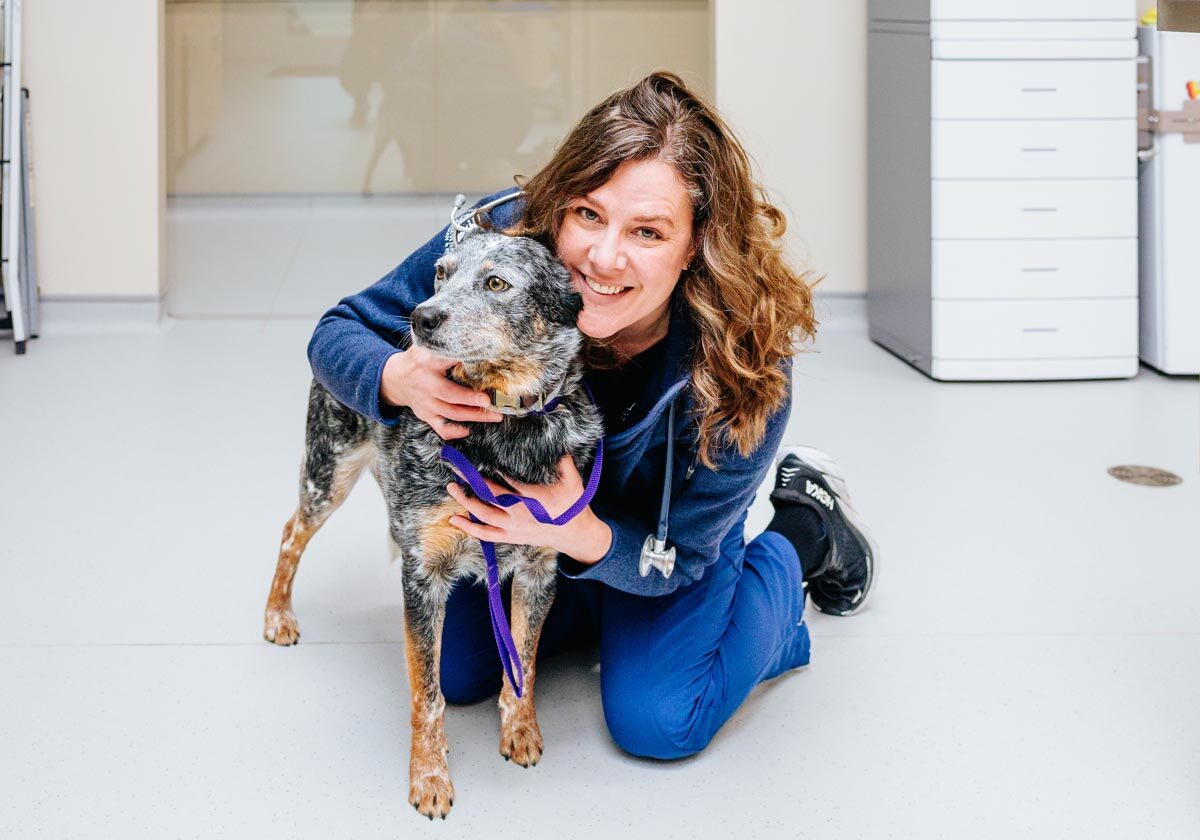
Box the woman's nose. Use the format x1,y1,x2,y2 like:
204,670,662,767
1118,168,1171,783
588,231,628,274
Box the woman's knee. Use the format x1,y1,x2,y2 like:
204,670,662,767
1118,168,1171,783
439,662,498,705
600,677,715,760
439,581,502,704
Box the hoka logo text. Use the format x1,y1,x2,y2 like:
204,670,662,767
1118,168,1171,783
806,480,834,510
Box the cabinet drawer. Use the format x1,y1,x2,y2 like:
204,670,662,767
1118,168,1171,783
930,0,1133,19
933,298,1137,359
933,179,1137,239
932,61,1135,120
933,239,1137,299
933,120,1135,179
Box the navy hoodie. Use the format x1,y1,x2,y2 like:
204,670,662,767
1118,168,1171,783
307,188,792,597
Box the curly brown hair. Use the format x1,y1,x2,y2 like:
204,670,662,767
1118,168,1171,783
505,71,818,468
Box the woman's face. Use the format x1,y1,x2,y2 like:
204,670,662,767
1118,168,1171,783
555,158,695,348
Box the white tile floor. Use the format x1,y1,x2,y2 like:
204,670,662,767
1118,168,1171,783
3,211,1199,837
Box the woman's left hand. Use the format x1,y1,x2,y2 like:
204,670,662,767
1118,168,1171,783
447,455,611,563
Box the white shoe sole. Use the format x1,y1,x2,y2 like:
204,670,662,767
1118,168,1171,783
775,445,880,616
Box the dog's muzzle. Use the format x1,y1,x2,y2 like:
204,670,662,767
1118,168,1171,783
411,304,448,343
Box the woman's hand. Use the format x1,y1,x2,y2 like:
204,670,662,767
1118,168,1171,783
381,348,504,440
446,455,612,564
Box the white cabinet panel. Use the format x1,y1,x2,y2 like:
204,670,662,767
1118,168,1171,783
930,0,1133,20
932,40,1138,60
933,239,1138,299
933,298,1138,359
932,120,1136,179
932,60,1136,120
933,179,1138,239
931,21,1135,40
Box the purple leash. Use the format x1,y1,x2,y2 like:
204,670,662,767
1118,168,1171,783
439,401,603,698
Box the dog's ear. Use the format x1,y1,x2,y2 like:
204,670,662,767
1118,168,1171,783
526,262,582,328
558,289,584,326
544,278,584,327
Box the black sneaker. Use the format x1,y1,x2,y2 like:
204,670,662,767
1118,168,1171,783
770,445,879,616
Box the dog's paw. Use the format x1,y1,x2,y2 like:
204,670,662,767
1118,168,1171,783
409,770,454,820
499,717,544,767
263,608,300,645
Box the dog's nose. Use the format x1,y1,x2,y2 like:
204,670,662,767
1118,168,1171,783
413,305,448,336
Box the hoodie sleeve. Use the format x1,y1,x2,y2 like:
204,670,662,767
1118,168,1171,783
306,188,523,424
306,228,445,425
559,377,793,597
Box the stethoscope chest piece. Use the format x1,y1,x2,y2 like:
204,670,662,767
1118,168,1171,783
640,534,676,579
638,396,681,580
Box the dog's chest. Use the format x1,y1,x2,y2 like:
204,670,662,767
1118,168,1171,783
372,414,571,571
377,415,568,494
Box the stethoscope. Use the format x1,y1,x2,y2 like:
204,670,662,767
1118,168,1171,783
638,398,679,579
446,191,680,580
446,191,525,247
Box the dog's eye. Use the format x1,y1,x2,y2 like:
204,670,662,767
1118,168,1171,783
486,276,509,292
435,264,446,280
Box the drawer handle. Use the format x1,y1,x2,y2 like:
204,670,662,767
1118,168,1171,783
1021,87,1058,93
1021,147,1058,153
1021,207,1058,213
1021,267,1059,273
1022,327,1059,334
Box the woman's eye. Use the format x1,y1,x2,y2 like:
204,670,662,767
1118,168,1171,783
486,276,509,292
578,207,599,222
636,228,661,240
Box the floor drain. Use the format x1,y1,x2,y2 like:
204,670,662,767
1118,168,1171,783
1108,465,1183,487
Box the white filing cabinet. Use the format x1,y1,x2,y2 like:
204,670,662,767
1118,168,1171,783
868,0,1140,380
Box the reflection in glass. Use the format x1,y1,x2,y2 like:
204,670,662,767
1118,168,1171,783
165,1,712,195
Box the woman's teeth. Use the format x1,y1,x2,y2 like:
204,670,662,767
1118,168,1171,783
582,275,627,296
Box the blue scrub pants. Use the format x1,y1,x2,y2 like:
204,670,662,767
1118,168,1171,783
439,522,812,760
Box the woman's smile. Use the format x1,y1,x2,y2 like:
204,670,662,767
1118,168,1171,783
576,271,632,298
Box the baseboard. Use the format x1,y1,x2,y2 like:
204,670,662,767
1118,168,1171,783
812,292,867,331
23,292,867,337
38,295,166,335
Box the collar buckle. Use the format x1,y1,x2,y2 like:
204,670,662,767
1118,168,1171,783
486,384,559,416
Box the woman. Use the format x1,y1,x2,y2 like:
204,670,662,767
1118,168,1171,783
309,72,877,760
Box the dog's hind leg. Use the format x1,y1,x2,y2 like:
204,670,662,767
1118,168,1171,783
498,547,557,767
401,571,455,820
264,381,375,645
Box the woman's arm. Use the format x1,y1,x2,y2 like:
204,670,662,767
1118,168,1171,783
561,376,793,597
307,227,445,424
307,188,522,426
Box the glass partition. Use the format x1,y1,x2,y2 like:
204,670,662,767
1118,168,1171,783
166,0,713,195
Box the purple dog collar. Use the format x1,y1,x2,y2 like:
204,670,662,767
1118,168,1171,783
438,393,602,698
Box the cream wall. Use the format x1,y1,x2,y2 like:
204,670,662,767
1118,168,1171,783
22,0,1155,300
26,0,164,299
714,0,868,295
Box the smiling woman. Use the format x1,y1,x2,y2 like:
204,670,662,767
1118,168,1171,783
305,71,878,768
555,158,695,354
506,72,817,468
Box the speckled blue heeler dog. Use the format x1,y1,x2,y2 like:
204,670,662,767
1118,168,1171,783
262,225,603,819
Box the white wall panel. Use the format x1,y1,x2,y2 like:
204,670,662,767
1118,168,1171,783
715,0,867,294
25,0,164,298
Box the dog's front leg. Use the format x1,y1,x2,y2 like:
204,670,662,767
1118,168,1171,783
499,548,557,767
401,576,453,819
